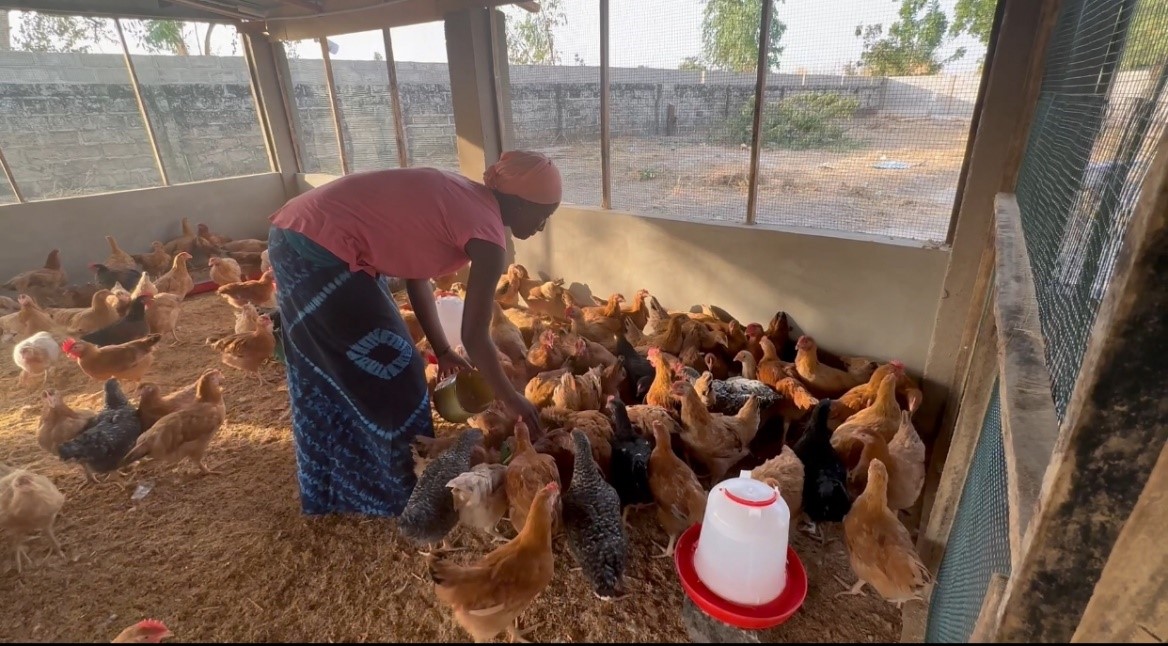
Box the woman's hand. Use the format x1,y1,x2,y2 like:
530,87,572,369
435,348,473,381
503,389,542,434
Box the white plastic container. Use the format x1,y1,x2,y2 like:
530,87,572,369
693,470,791,607
434,295,464,351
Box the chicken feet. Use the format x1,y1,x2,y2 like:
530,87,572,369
652,533,678,559
506,620,542,644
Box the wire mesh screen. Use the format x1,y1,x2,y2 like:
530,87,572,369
122,20,270,184
1015,0,1168,422
0,12,162,200
284,38,343,175
926,380,1012,644
391,22,460,172
329,30,403,173
502,1,601,207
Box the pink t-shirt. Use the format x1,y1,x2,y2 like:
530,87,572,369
269,168,507,279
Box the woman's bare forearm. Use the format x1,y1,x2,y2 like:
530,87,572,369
406,279,451,355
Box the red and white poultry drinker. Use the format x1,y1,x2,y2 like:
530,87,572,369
693,470,790,606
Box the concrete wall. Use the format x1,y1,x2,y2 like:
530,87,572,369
0,173,285,285
514,205,950,373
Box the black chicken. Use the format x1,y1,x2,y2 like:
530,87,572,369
398,429,483,551
89,263,142,291
563,431,628,601
793,399,851,539
616,334,653,403
82,294,151,347
57,379,144,482
606,398,654,524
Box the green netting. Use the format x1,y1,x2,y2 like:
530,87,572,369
1015,0,1168,422
926,381,1011,643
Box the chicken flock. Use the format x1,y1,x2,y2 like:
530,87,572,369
1,224,931,642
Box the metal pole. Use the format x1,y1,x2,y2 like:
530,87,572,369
744,0,774,225
382,28,411,168
0,143,25,203
116,18,169,186
243,33,279,173
319,37,351,175
599,0,611,209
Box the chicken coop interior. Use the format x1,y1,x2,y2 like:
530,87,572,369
0,0,1165,643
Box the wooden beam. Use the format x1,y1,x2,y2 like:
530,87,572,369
0,143,25,204
0,0,241,21
599,0,611,209
445,8,504,180
743,0,773,226
319,36,350,175
1000,0,1065,192
970,573,1009,643
243,32,301,196
115,18,169,187
995,130,1168,643
242,33,279,174
382,28,411,168
253,0,530,41
271,41,305,176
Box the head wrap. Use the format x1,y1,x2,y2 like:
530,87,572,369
483,150,562,205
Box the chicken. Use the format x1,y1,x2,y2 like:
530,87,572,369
399,429,484,550
0,465,66,573
763,311,796,361
567,334,618,372
841,459,931,606
881,411,925,511
573,292,626,335
233,303,260,334
551,366,603,412
57,379,145,483
524,329,567,376
13,331,60,387
163,217,197,255
504,418,560,533
752,445,805,523
523,367,571,408
703,352,731,380
136,373,204,431
62,334,161,385
2,294,61,342
626,404,682,438
133,273,158,300
493,265,528,310
644,347,675,409
831,373,902,468
0,295,17,316
772,376,820,427
37,389,95,455
81,294,152,347
620,289,651,331
197,223,232,247
694,370,780,415
530,428,575,488
153,252,194,300
756,337,795,386
522,279,567,318
538,407,614,476
208,256,242,286
605,398,654,521
120,370,227,474
615,333,652,403
217,269,276,309
636,314,686,355
210,314,276,383
102,235,136,271
793,399,851,537
131,242,172,277
491,301,528,364
221,238,267,253
562,430,627,601
429,481,559,643
447,463,509,542
794,335,864,397
110,619,173,643
648,420,707,558
2,249,67,294
565,305,619,348
145,293,182,343
259,249,271,275
673,381,759,483
90,262,142,292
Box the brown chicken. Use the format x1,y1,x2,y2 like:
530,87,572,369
490,301,528,364
832,373,902,468
644,347,675,410
131,242,172,277
647,420,707,558
565,306,619,348
538,407,614,478
145,293,183,343
523,367,572,408
673,381,760,483
567,335,618,372
197,223,232,247
163,217,197,255
0,464,66,573
154,252,194,300
47,289,118,336
635,315,686,355
794,335,864,397
841,459,931,607
831,363,902,429
493,264,530,310
752,445,805,524
62,334,161,384
504,418,560,533
620,289,651,331
885,411,925,510
37,389,95,454
2,249,67,294
232,303,259,334
524,329,567,377
130,272,156,301
523,279,567,318
221,238,267,253
217,269,276,309
110,619,173,643
757,337,795,386
575,292,625,334
210,314,276,383
104,235,137,271
772,377,820,427
429,481,559,643
6,294,61,341
121,370,227,474
136,372,205,431
208,256,242,286
551,367,603,411
626,404,682,438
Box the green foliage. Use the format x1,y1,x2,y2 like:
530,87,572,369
950,0,995,46
14,12,113,52
728,92,861,149
1121,0,1168,70
678,56,708,72
700,0,786,72
855,0,964,76
507,0,566,65
138,20,189,56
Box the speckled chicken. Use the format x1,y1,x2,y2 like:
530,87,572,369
793,399,851,538
56,379,144,483
398,429,483,551
693,370,781,415
562,430,628,600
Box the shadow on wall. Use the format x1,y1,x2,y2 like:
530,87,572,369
515,206,950,373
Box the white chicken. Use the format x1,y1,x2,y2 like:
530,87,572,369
12,331,60,387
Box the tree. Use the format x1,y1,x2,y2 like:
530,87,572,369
14,12,113,52
507,0,566,65
678,56,707,72
700,0,786,73
854,0,964,76
950,0,995,46
139,20,190,55
1121,0,1168,70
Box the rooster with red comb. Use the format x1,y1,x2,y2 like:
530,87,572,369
110,619,172,643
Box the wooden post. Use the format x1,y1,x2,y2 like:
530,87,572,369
445,8,506,180
743,0,773,225
382,28,411,168
599,0,611,209
243,33,301,196
116,18,169,186
0,143,24,203
271,42,304,176
242,33,278,174
319,37,351,175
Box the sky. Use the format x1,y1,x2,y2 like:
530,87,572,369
9,0,985,74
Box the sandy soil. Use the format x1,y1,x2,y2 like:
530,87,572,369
0,294,904,643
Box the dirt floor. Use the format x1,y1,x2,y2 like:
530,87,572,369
0,293,905,643
532,117,969,245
